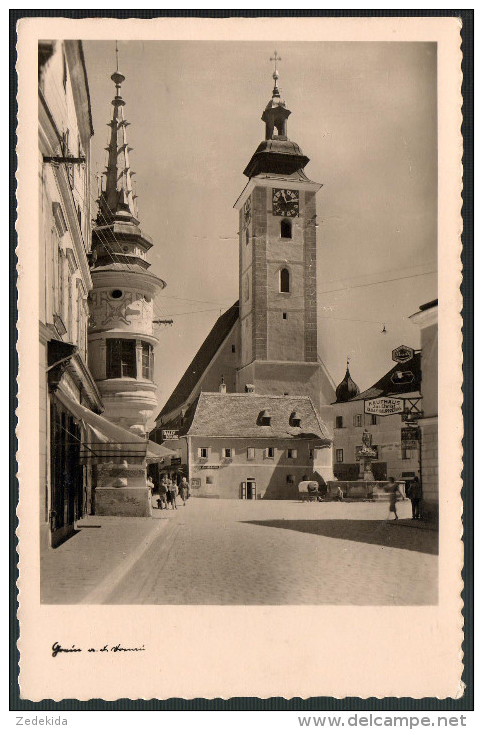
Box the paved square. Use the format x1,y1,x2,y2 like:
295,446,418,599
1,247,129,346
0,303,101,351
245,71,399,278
105,499,438,605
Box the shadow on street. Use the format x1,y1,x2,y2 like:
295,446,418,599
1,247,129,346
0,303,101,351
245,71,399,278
240,519,438,555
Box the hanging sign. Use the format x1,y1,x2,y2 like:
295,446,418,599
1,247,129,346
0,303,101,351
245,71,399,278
170,457,182,465
392,345,415,364
162,429,179,440
401,427,420,449
364,397,405,416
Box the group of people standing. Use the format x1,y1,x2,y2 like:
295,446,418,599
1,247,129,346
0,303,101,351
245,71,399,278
155,476,190,510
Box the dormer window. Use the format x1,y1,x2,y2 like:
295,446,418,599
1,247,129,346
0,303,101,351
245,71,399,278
281,219,292,239
290,411,301,427
258,410,271,426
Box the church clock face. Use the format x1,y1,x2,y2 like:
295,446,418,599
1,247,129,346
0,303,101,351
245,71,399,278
272,188,299,217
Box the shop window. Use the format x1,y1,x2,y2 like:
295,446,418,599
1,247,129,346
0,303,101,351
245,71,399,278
265,447,275,459
353,414,362,427
106,339,136,379
336,448,344,463
370,414,377,425
287,448,297,459
223,448,232,458
198,447,209,459
280,268,290,293
247,447,255,460
141,341,154,379
335,416,343,429
281,219,292,239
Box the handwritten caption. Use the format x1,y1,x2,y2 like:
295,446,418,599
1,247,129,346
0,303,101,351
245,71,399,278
52,642,146,657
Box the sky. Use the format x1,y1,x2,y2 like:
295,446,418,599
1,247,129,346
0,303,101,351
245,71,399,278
83,40,437,419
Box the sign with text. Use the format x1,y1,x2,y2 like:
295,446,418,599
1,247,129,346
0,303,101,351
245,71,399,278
170,457,182,465
364,397,405,416
162,429,179,440
401,427,420,449
392,345,415,364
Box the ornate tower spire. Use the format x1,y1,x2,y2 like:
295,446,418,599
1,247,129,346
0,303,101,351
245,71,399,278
91,43,156,272
98,45,138,225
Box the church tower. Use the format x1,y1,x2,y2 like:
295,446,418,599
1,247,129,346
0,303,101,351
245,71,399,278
234,54,335,412
88,55,165,515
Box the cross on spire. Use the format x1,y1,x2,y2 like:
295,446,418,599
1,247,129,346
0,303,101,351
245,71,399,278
270,50,281,77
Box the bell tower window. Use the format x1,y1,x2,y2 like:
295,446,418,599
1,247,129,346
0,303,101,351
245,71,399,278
281,219,292,239
280,268,290,293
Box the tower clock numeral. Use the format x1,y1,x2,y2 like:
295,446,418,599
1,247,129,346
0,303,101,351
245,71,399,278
272,188,299,217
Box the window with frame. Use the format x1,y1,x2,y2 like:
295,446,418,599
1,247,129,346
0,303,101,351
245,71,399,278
370,414,377,425
335,416,343,429
265,447,275,459
247,447,255,460
353,414,363,427
287,448,297,459
106,339,136,379
141,341,154,379
223,448,232,459
198,447,209,459
336,448,344,463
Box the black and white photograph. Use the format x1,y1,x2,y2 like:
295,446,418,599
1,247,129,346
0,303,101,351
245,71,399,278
16,15,464,702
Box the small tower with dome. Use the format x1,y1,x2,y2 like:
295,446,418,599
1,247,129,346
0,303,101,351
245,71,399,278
335,358,360,403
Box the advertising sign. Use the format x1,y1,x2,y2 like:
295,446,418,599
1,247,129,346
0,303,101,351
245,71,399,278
162,429,179,440
170,456,182,465
401,427,420,449
364,397,405,416
392,345,415,363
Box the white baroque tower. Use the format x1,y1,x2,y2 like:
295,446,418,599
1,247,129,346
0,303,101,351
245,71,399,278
88,61,165,516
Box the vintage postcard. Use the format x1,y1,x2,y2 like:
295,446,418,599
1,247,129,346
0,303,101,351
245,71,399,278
16,16,464,701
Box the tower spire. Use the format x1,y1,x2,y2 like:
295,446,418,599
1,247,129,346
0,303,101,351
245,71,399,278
270,50,281,98
97,42,138,225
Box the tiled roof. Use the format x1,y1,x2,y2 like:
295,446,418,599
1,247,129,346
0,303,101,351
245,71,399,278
174,392,331,442
349,353,421,402
157,301,239,419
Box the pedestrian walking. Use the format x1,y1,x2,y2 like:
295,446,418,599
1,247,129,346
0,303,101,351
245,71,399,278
335,485,344,502
179,477,190,506
387,477,405,520
406,475,422,520
157,479,168,510
167,477,177,510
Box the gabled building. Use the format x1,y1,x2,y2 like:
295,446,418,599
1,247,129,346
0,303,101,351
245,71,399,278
161,390,332,499
331,354,422,482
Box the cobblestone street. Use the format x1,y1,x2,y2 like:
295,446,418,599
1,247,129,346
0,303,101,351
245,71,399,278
103,498,438,605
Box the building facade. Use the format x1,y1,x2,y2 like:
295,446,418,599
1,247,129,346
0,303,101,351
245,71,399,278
331,354,422,483
87,62,166,516
410,300,438,519
161,391,332,499
39,40,103,547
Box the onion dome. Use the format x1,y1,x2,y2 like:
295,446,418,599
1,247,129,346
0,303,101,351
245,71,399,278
335,359,360,403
